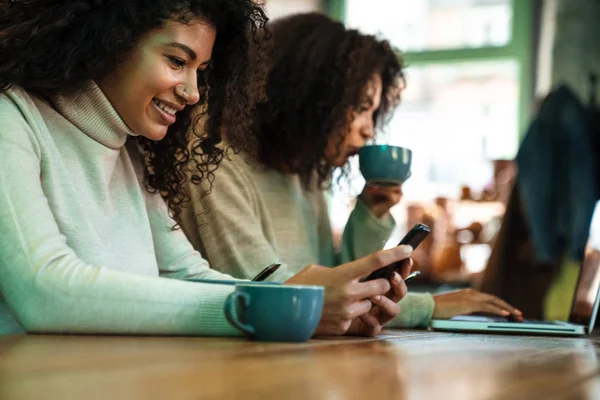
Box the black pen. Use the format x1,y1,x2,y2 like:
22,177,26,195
251,262,282,282
404,270,420,282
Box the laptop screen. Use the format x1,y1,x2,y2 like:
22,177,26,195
568,203,600,330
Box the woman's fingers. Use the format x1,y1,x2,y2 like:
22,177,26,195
343,246,413,281
475,302,512,317
354,278,392,299
358,313,382,336
387,272,407,303
432,289,522,320
479,293,522,316
396,258,413,280
344,299,374,320
370,293,400,319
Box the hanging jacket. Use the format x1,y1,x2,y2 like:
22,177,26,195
516,84,600,264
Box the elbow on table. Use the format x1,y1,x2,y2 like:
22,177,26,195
5,281,75,334
12,295,68,333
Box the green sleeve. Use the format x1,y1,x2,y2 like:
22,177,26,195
386,293,436,328
338,197,396,264
0,91,240,336
336,198,434,328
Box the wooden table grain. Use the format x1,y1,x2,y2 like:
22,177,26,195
0,330,598,400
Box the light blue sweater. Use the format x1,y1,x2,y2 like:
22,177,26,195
0,85,241,335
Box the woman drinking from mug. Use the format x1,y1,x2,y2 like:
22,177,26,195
180,12,523,327
0,1,411,337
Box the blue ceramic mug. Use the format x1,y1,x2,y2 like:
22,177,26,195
224,283,324,342
358,145,412,186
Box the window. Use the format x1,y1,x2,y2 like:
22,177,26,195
346,0,513,51
264,0,323,20
331,0,531,197
384,60,520,199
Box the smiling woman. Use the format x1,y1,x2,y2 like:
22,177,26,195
97,21,215,141
0,0,268,223
0,0,270,335
0,0,415,338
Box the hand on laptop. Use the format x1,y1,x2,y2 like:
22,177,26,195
432,289,523,321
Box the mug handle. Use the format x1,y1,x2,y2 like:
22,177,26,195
224,292,255,336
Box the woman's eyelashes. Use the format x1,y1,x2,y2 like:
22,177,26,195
359,99,375,113
167,56,209,82
166,55,186,69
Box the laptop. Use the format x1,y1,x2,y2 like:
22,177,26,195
430,238,600,336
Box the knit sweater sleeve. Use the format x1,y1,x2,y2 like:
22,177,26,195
126,143,239,282
0,92,239,336
337,200,435,327
145,189,243,282
180,153,295,282
338,198,396,264
386,292,435,328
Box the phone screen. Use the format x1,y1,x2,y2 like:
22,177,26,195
364,223,431,281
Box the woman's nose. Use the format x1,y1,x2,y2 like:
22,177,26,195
361,119,375,139
175,83,200,105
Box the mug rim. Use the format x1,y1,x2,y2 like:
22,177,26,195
234,283,324,291
359,144,412,153
364,178,405,185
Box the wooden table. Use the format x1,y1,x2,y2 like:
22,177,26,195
0,330,598,400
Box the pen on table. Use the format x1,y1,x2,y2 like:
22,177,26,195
251,262,282,282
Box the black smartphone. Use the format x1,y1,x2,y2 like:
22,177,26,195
364,223,431,281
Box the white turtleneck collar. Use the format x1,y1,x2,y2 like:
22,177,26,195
49,82,139,150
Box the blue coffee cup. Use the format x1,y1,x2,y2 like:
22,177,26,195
358,145,412,186
224,283,324,342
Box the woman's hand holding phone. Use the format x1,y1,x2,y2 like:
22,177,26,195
349,251,413,336
364,224,430,282
351,268,410,336
285,245,413,337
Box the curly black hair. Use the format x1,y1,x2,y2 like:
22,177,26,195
0,0,268,223
254,12,405,188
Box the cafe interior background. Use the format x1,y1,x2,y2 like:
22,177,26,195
263,0,600,309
